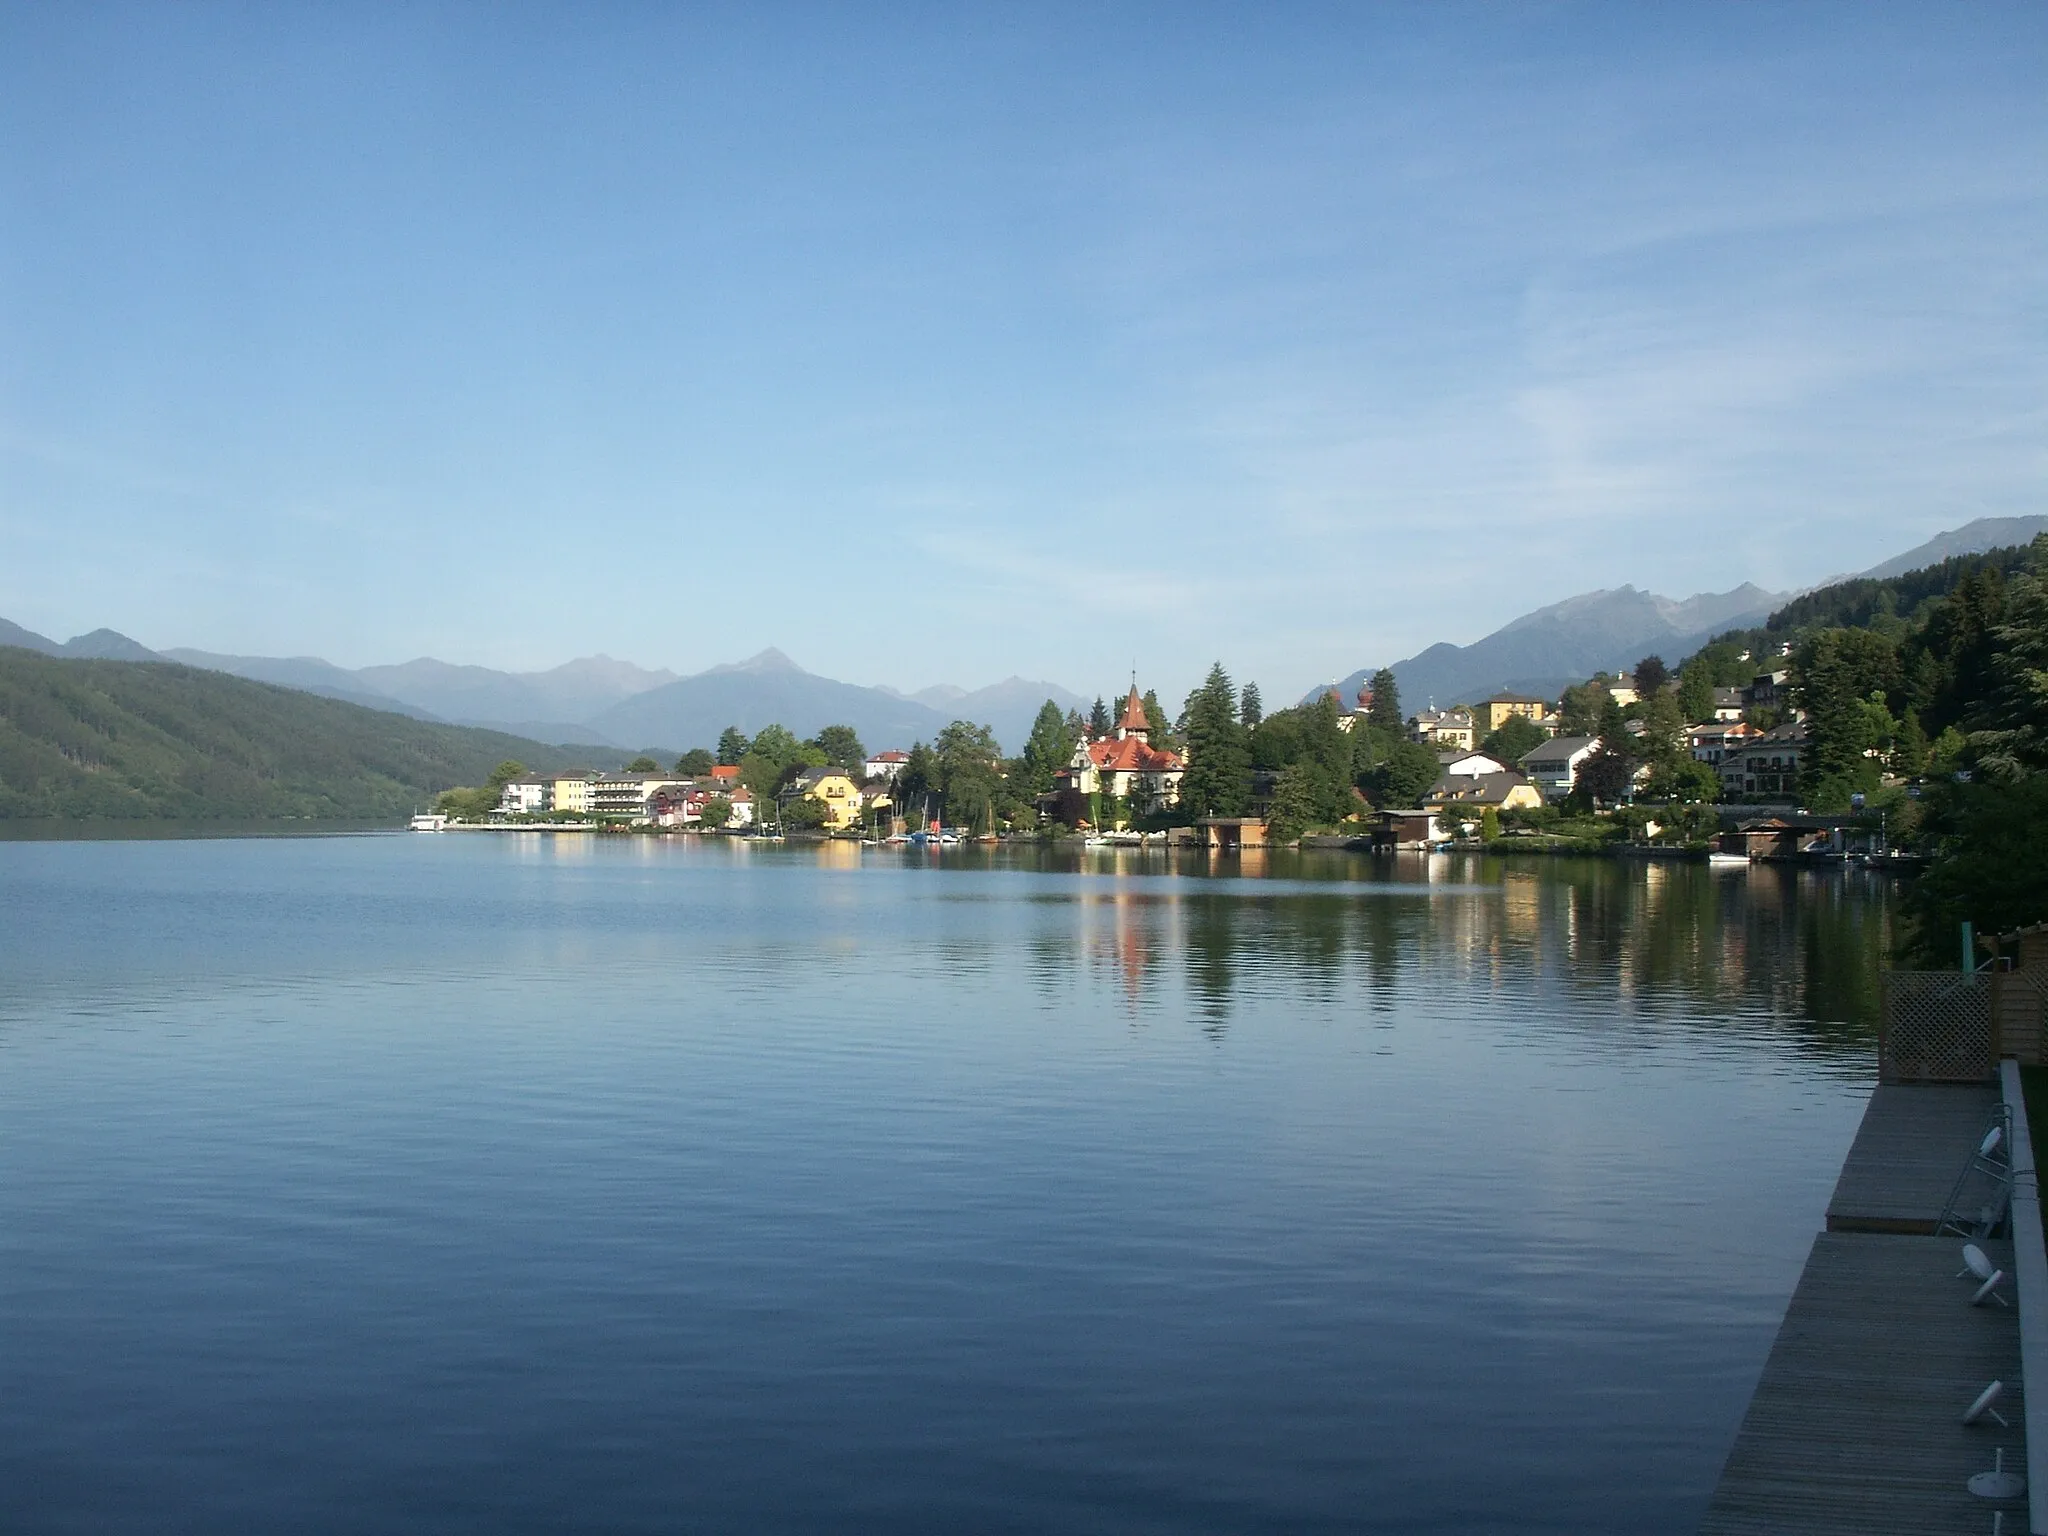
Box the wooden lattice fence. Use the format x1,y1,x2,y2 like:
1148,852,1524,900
1880,971,1994,1083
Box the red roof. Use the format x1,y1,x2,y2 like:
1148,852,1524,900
1087,737,1182,773
708,765,741,781
1116,685,1149,734
870,750,909,762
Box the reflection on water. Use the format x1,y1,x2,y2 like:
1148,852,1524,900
980,845,1885,1061
0,834,1891,1534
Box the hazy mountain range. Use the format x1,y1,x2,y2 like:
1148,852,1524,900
0,617,1089,756
5,514,2039,753
1308,514,2047,709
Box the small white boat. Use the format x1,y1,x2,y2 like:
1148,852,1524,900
1707,851,1749,868
408,813,448,833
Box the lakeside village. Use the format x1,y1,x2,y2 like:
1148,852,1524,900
423,649,1899,864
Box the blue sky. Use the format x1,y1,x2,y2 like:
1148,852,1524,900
2,4,2043,707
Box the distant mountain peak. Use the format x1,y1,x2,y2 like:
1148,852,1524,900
706,647,804,676
527,654,678,690
1854,515,2048,582
0,615,60,653
59,628,162,662
1310,580,1789,709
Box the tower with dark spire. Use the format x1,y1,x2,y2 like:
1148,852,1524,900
1115,684,1149,743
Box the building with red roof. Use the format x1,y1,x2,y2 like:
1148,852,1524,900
1054,684,1184,814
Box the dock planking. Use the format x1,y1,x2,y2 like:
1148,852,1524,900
1826,1082,2001,1235
1699,1231,2022,1534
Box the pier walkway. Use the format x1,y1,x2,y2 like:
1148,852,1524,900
1701,1081,2025,1534
1826,1082,2000,1235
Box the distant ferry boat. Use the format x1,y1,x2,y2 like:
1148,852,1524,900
408,813,449,833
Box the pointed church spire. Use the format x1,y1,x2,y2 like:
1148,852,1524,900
1116,683,1149,740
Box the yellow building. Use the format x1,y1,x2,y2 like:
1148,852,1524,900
551,776,592,815
1474,693,1548,735
793,769,863,831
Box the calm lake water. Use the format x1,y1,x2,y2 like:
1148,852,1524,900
0,833,1894,1534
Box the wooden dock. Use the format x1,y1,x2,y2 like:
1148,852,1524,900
1702,1083,2026,1533
1826,1082,2001,1234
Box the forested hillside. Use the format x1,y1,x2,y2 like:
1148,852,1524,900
1728,543,2040,657
0,648,615,819
1678,534,2048,956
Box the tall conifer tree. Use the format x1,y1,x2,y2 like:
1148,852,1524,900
1179,663,1251,817
1239,682,1262,729
1367,668,1402,734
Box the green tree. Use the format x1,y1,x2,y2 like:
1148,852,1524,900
1930,725,1968,777
1574,747,1633,806
1643,757,1721,803
1479,715,1548,764
748,724,803,767
1676,658,1715,724
737,752,782,800
1906,775,2048,962
1794,628,1901,804
810,724,866,774
1557,683,1603,738
1250,708,1306,772
895,742,939,822
936,721,1002,829
1635,691,1688,774
698,797,733,828
1596,690,1630,750
674,748,716,776
1299,694,1356,823
1970,571,2048,779
781,793,830,831
737,723,811,800
1141,689,1174,748
1893,710,1930,777
1178,663,1251,818
626,755,660,773
1367,668,1402,734
1360,738,1439,809
1264,763,1321,842
1087,697,1111,737
1898,560,2048,957
716,727,750,766
1016,700,1077,801
1238,682,1263,729
1920,564,2013,733
1633,655,1669,697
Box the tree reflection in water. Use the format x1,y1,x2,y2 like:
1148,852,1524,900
1007,846,1888,1063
